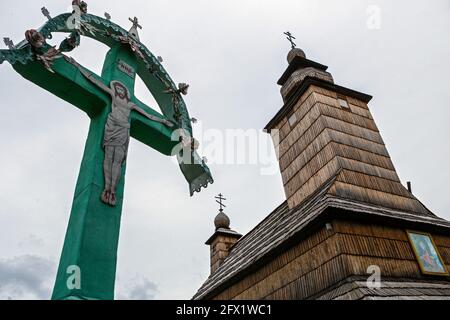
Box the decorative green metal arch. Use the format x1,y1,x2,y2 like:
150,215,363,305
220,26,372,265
3,13,195,134
1,11,214,194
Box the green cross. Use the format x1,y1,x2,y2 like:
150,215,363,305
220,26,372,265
11,43,183,300
1,9,213,301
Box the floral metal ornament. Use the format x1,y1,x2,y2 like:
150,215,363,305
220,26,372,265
25,29,62,73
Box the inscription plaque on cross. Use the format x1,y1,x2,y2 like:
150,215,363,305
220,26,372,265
0,2,213,300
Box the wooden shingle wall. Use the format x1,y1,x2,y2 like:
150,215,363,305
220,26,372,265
271,85,429,214
209,220,450,300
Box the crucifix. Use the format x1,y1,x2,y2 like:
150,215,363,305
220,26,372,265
69,57,174,206
0,3,213,300
284,31,297,49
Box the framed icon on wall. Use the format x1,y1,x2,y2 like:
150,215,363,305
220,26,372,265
407,231,449,276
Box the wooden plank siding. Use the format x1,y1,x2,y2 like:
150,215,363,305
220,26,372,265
211,227,337,300
209,220,450,300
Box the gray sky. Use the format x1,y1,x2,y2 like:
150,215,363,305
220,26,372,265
0,0,449,300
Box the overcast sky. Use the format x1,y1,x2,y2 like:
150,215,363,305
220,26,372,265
0,0,449,300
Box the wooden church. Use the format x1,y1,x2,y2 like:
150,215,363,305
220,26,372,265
194,44,450,300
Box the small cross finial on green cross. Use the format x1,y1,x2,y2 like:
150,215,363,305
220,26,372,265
129,17,142,30
41,7,51,20
3,37,14,50
215,193,227,212
284,31,297,49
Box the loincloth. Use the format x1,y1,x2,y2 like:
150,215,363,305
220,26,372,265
103,114,131,149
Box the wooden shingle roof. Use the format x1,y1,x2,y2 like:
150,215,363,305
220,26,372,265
193,176,450,300
316,277,450,300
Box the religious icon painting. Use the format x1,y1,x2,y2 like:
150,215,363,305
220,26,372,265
407,231,449,276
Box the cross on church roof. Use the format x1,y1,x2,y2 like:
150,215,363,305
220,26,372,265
284,31,297,49
41,7,52,20
3,37,14,50
129,17,142,30
215,194,227,212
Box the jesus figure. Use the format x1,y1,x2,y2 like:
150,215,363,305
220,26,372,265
72,59,174,206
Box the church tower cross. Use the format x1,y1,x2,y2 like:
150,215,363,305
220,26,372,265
215,193,227,212
284,31,297,49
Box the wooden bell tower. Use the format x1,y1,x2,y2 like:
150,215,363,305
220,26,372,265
265,47,428,216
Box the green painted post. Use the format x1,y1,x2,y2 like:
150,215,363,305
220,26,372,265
52,44,137,300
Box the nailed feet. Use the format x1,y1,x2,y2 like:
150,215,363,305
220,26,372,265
101,189,117,207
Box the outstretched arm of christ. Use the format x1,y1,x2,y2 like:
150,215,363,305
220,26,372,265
68,57,113,96
132,104,174,127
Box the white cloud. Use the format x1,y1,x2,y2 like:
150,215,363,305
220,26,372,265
116,276,159,300
0,255,55,300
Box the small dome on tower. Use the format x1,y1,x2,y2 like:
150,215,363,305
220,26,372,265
287,47,306,63
214,211,230,230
